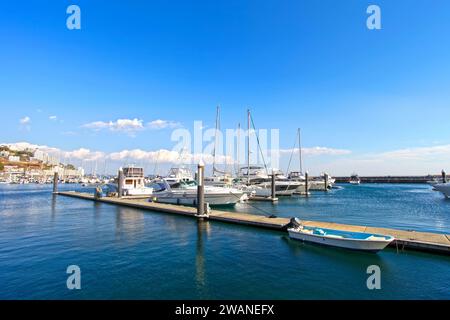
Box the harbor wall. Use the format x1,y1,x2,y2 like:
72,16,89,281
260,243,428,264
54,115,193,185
334,175,446,184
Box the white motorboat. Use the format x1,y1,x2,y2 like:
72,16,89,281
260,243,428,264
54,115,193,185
164,167,195,186
204,174,234,187
288,171,334,191
246,170,303,196
151,180,244,206
433,183,450,198
349,174,361,185
250,181,299,197
238,166,270,184
427,178,441,186
119,166,154,196
288,218,394,253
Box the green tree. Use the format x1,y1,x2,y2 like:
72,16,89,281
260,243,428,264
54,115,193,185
66,164,76,170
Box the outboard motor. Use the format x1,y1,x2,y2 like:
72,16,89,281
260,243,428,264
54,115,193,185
289,217,302,228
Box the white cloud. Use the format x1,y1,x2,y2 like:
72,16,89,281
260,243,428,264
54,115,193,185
3,142,59,154
82,118,179,135
82,118,145,134
107,148,232,165
108,149,179,162
63,148,105,161
279,147,352,156
4,141,449,176
49,115,57,120
313,144,450,176
377,144,450,161
147,119,180,130
19,116,31,125
1,142,231,166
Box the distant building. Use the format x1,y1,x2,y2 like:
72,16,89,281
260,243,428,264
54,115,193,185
43,166,84,178
33,150,59,166
0,151,9,158
8,156,20,162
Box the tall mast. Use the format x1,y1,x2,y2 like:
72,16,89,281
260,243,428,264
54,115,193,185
298,128,303,174
212,106,220,176
247,109,251,184
237,122,240,176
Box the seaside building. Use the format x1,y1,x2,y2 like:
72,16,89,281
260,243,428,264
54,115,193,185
8,156,20,162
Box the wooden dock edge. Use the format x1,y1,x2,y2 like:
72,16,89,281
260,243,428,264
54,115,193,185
57,191,450,256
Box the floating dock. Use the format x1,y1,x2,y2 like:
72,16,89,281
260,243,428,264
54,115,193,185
57,191,450,255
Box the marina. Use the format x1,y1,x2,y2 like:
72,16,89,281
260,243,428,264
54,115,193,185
56,190,450,255
2,1,450,304
1,182,449,300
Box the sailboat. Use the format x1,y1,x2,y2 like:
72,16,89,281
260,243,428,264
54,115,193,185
286,129,333,191
242,110,300,197
286,128,308,194
205,106,234,188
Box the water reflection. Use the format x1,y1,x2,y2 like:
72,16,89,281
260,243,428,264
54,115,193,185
50,194,57,221
114,206,145,242
195,220,211,298
93,202,102,221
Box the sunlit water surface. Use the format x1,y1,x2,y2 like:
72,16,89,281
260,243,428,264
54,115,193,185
0,184,449,299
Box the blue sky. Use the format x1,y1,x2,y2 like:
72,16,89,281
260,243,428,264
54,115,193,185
1,0,450,175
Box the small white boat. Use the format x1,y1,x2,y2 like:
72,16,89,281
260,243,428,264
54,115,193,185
433,183,450,198
349,174,361,185
288,219,394,252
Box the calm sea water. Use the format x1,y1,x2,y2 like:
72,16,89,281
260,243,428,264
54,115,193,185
0,183,449,299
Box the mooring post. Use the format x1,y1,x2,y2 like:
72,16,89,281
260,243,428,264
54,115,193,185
271,171,276,200
305,171,309,197
118,168,124,198
324,173,329,191
52,172,59,194
94,185,102,200
442,170,447,183
196,160,207,218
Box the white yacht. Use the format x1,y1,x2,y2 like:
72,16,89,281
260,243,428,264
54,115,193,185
238,166,270,184
250,181,300,197
151,180,244,206
433,183,450,198
349,174,361,185
120,166,154,196
164,167,195,186
204,174,234,187
242,169,303,196
288,171,333,191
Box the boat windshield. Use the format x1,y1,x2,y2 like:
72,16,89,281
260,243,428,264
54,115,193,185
171,180,198,189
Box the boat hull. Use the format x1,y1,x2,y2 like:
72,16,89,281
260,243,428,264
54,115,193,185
152,191,243,206
124,188,154,196
433,183,450,198
288,228,394,252
252,182,299,196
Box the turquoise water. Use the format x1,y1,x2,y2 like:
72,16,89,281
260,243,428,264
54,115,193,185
230,183,450,234
0,184,449,299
